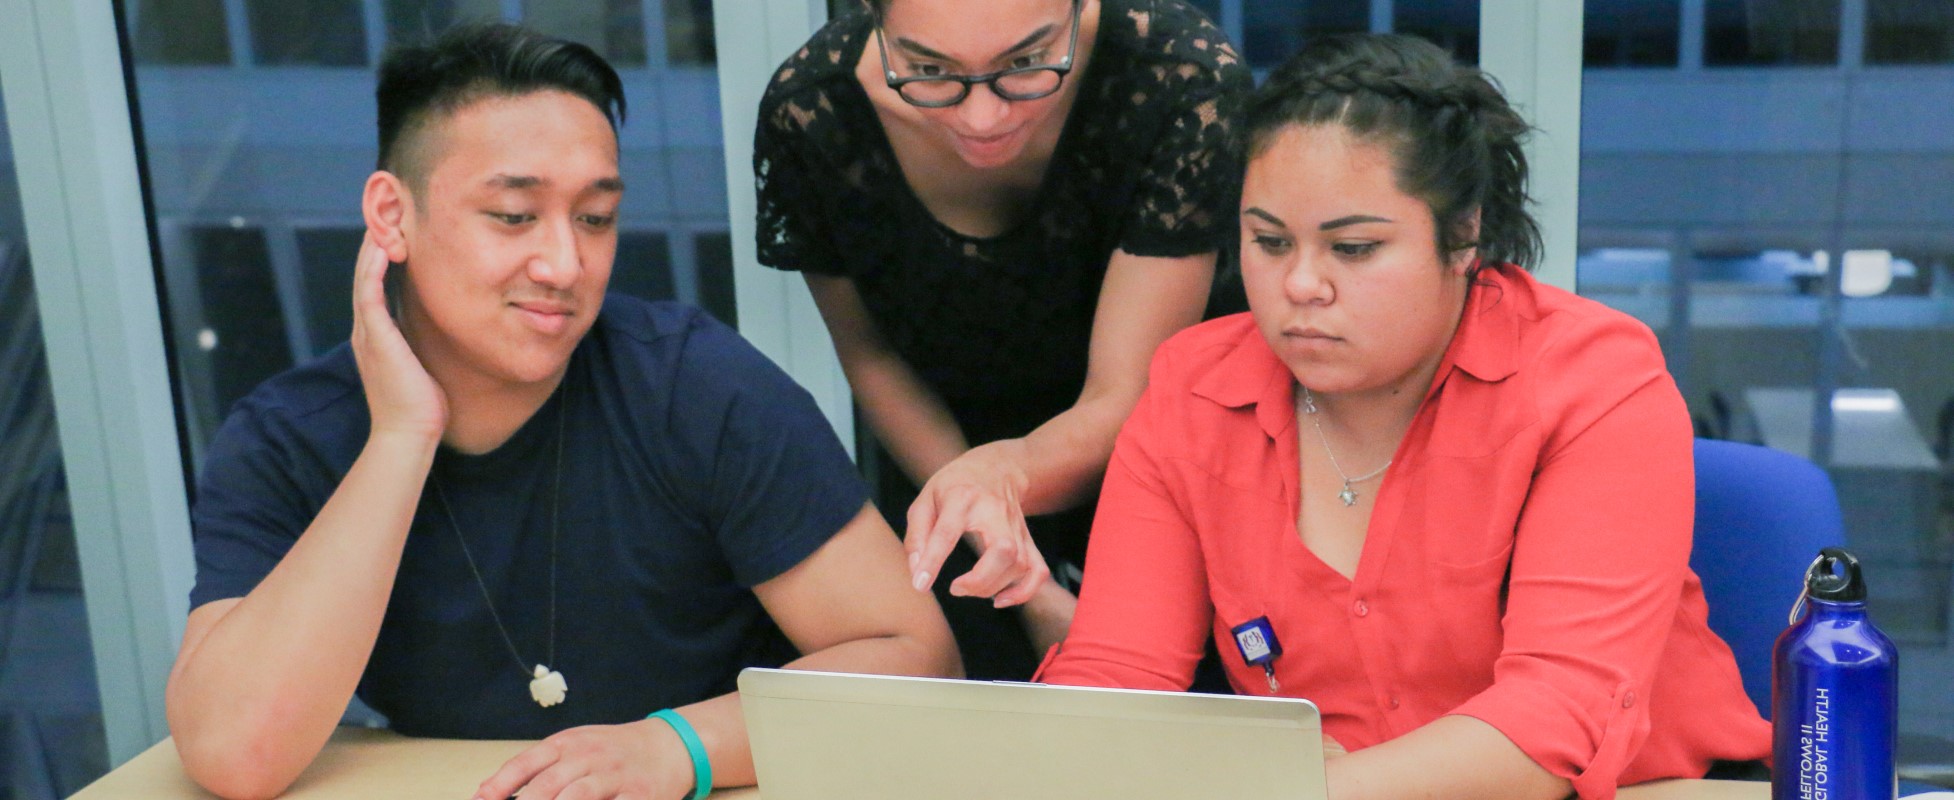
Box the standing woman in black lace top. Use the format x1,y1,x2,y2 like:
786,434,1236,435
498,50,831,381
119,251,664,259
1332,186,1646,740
753,0,1250,679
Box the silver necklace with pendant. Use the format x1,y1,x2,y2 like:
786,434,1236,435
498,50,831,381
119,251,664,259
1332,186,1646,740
1300,386,1391,507
431,379,569,709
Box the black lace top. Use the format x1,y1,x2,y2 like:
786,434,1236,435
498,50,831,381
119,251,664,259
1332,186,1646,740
754,0,1251,447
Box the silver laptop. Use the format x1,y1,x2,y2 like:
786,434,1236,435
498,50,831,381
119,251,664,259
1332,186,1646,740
739,668,1328,799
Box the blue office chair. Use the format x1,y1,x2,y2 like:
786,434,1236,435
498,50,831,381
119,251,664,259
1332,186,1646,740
1695,440,1951,795
1690,438,1846,719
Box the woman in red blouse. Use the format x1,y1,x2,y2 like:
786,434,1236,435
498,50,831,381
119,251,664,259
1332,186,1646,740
1037,34,1770,800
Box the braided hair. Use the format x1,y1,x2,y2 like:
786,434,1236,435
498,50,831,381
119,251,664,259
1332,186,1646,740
1247,34,1541,271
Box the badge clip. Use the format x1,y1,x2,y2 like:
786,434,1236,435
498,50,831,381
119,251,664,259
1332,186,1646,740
1230,616,1283,693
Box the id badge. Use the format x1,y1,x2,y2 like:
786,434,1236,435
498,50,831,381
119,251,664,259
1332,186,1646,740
1230,616,1283,693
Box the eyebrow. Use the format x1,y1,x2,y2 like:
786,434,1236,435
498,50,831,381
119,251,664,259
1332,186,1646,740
896,24,1056,66
1319,214,1393,230
486,174,627,193
1244,207,1286,228
487,174,542,190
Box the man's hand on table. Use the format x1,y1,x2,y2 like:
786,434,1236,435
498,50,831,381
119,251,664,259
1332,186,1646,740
475,720,695,800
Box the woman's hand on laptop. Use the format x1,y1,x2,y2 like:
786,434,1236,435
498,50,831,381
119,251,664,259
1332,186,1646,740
473,720,692,800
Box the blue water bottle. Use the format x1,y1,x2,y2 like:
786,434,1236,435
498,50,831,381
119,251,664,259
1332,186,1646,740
1772,547,1898,800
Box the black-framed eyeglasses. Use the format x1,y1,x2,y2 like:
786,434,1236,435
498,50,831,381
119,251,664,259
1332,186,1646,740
875,0,1081,109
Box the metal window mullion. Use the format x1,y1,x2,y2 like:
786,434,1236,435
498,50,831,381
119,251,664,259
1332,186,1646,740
1218,0,1245,52
1665,231,1694,399
1371,0,1393,34
1839,0,1867,70
224,0,255,66
646,69,685,260
643,0,672,68
156,219,220,463
668,224,701,306
1680,0,1706,71
1479,0,1584,292
712,0,854,455
0,0,198,766
264,220,315,362
361,0,387,63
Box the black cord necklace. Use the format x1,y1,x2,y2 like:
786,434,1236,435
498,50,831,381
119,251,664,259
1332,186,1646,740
430,377,568,708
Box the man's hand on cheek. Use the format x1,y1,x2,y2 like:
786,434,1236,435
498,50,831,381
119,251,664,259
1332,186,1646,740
474,720,696,800
351,231,448,443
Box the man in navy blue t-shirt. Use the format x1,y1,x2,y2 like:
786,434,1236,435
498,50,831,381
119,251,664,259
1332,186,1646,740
165,24,958,800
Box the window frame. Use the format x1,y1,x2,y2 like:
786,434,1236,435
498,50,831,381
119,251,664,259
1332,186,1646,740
2,0,1596,768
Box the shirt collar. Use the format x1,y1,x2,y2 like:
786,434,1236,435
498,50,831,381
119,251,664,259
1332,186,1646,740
1190,322,1298,440
1435,265,1523,390
1189,266,1526,437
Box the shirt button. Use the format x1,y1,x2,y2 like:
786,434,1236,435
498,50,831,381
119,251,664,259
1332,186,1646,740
1389,696,1401,710
1622,691,1637,709
1353,600,1369,617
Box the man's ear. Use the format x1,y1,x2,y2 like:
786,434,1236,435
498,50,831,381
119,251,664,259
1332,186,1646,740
362,171,413,264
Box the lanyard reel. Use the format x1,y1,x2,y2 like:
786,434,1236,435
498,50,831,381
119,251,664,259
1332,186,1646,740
1230,616,1283,693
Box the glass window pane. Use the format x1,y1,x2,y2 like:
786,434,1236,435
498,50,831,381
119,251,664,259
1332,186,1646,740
296,227,364,358
1584,0,1680,68
190,225,295,415
246,0,369,66
385,0,503,49
611,231,676,303
1705,0,1841,66
1866,0,1954,65
1242,0,1369,71
123,0,733,458
1579,13,1954,769
523,0,648,69
695,231,736,328
1395,0,1479,65
0,68,111,799
665,0,718,66
129,0,233,65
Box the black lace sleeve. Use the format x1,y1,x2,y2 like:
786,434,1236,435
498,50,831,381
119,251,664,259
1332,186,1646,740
1116,5,1252,259
753,70,849,276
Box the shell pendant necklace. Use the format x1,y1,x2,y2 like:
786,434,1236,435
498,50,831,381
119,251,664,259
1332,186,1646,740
1299,386,1392,507
431,378,569,708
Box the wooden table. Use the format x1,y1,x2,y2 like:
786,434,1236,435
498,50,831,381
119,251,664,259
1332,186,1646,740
73,726,1765,799
71,727,759,800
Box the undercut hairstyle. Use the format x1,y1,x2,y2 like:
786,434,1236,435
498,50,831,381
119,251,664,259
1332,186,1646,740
375,23,627,193
863,0,1069,17
1247,34,1541,271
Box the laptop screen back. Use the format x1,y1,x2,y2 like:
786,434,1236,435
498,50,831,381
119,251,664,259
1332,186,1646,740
740,669,1328,800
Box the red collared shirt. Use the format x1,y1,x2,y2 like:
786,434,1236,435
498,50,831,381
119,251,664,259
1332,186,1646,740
1039,264,1769,798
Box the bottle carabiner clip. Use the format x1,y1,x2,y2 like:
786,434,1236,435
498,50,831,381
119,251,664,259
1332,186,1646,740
1788,551,1825,625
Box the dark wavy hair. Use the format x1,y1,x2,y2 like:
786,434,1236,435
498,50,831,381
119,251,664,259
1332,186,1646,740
1247,34,1540,271
375,23,626,191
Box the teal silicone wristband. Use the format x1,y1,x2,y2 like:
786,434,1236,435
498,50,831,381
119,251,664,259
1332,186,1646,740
649,709,712,800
